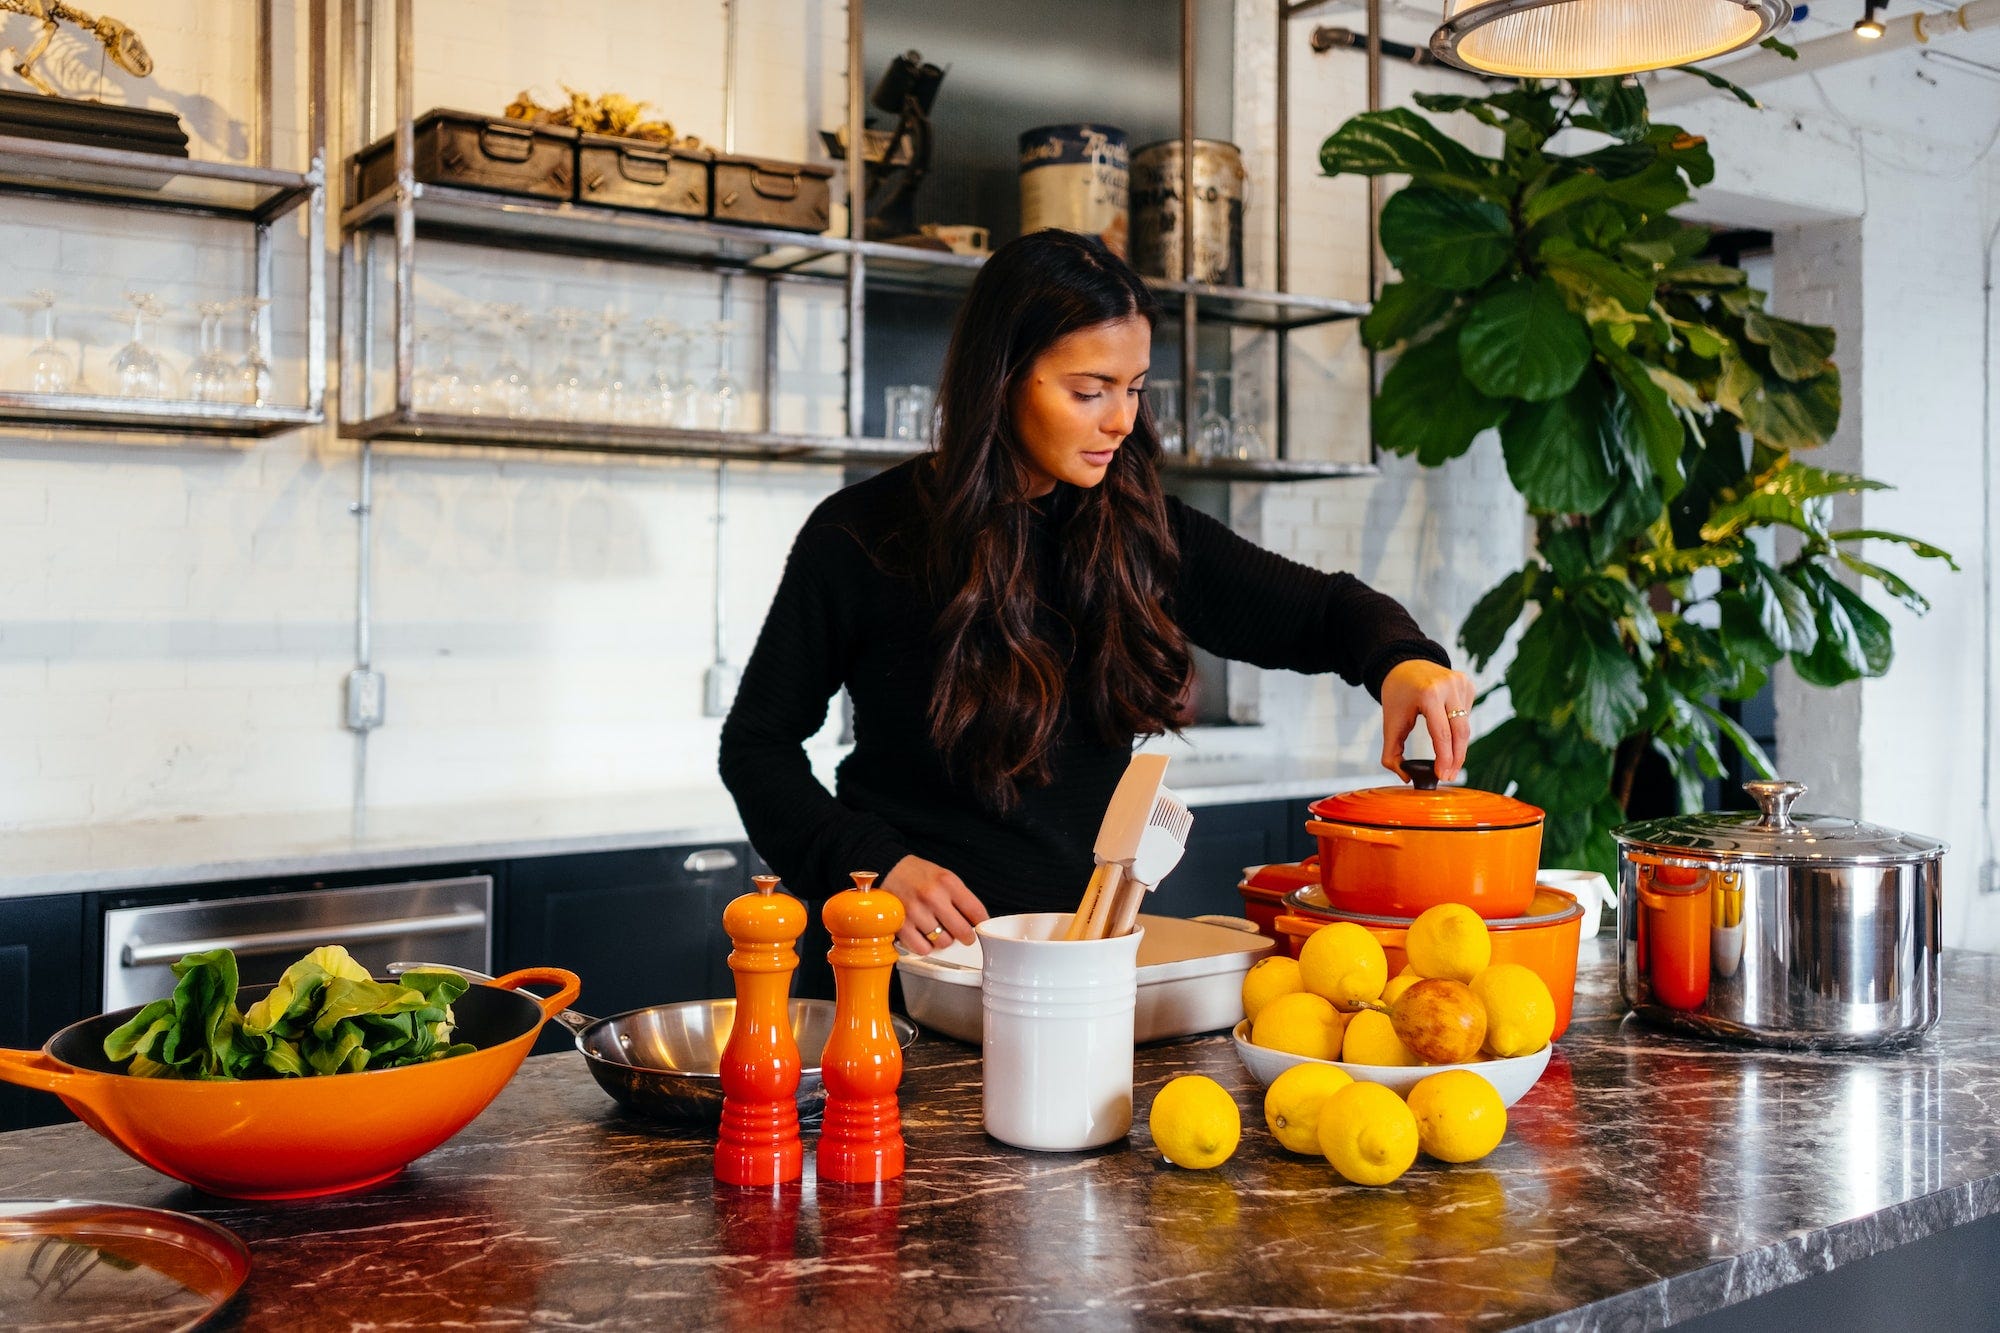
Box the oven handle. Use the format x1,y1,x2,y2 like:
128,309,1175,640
120,909,488,968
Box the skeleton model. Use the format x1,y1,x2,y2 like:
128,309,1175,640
1,1,152,98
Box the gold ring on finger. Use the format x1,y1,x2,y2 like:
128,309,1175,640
1446,707,1469,719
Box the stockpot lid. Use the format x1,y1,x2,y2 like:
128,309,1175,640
1614,779,1948,865
1307,759,1543,831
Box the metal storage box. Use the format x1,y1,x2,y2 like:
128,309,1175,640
577,134,710,216
352,109,576,202
709,153,832,232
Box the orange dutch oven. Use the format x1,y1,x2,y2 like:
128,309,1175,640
1306,759,1544,919
0,967,580,1201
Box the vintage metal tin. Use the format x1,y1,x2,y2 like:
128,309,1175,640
1018,123,1129,257
1130,138,1246,284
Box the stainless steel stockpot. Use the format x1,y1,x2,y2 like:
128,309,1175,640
1614,779,1946,1048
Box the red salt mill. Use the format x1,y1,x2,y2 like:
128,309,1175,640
715,873,805,1187
815,870,907,1184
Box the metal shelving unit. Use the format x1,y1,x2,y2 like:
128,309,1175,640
334,0,1373,479
0,0,328,439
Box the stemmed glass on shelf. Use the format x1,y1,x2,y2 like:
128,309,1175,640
483,303,535,419
1226,373,1267,462
20,289,74,394
1148,378,1182,456
540,309,588,422
592,309,630,423
234,297,274,407
705,320,739,431
640,317,681,425
1194,370,1230,461
113,291,175,399
187,301,235,403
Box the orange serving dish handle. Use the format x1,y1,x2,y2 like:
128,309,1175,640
487,967,583,1021
0,1047,85,1095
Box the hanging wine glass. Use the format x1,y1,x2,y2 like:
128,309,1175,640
233,297,273,407
641,317,681,425
483,303,534,419
20,289,73,394
187,301,235,403
705,320,739,431
1194,370,1230,461
113,291,175,399
1148,377,1182,456
671,326,702,430
540,308,588,421
435,310,478,415
1226,372,1267,462
591,309,629,423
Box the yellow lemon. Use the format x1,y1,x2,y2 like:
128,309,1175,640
1241,956,1305,1024
1470,963,1556,1057
1298,922,1388,1007
1318,1081,1419,1186
1405,904,1492,983
1263,1062,1354,1155
1251,992,1348,1061
1407,1069,1507,1163
1340,1008,1420,1066
1382,971,1419,1006
1149,1074,1241,1169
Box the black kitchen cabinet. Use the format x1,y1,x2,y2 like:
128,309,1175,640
0,893,87,1131
1146,797,1315,922
498,843,751,1055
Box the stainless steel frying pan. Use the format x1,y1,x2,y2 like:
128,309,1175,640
390,963,917,1126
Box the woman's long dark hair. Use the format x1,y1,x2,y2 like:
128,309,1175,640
911,230,1193,812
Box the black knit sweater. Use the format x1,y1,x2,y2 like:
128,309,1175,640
717,460,1449,914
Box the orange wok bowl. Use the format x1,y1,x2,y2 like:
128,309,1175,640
0,967,579,1201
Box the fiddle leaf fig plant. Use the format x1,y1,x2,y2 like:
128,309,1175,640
1321,81,1956,873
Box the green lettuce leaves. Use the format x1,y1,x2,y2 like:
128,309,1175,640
103,945,475,1080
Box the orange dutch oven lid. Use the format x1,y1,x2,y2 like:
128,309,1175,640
1307,759,1542,831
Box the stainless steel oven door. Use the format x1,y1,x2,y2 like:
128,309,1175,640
102,876,492,1011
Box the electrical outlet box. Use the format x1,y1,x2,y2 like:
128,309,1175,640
1982,861,2000,896
345,668,387,731
703,663,739,719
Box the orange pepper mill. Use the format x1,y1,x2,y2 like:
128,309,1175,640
716,873,805,1187
815,870,906,1184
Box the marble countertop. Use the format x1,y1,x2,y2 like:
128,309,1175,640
0,754,1373,902
3,944,1999,1330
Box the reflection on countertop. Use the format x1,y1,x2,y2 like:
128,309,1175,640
3,944,1999,1329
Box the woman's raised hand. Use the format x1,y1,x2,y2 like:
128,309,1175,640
882,854,991,955
1379,659,1478,784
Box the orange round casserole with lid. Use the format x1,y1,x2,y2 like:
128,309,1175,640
1305,760,1543,919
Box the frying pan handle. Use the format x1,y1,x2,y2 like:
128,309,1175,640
0,1048,88,1096
488,967,583,1023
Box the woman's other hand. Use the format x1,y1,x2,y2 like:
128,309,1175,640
883,855,990,954
1380,659,1478,783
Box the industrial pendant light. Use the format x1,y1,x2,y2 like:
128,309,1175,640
1431,0,1793,78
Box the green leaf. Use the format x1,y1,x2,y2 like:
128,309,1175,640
1602,347,1687,498
1592,473,1665,565
1459,566,1537,669
1698,701,1776,779
1742,309,1836,381
1631,541,1741,582
1412,91,1505,129
1506,602,1582,725
1836,550,1932,614
1791,562,1894,684
1380,188,1514,291
1701,460,1888,541
1539,525,1593,586
1541,238,1659,316
1668,63,1761,108
1736,557,1819,653
1319,108,1502,197
1574,618,1647,745
1598,160,1693,215
1827,529,1961,568
1374,331,1509,464
1500,377,1620,514
1653,128,1717,188
1574,142,1657,181
1577,78,1649,143
1523,172,1612,228
1460,277,1593,402
1660,262,1746,288
1717,590,1785,668
1759,36,1800,58
1360,279,1457,351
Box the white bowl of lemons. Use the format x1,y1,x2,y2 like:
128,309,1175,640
1230,1020,1552,1107
1233,903,1557,1109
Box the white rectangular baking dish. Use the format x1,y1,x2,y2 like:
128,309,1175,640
896,913,1273,1044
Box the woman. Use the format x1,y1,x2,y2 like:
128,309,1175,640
720,230,1474,956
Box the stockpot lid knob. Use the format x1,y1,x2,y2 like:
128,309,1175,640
1744,779,1807,830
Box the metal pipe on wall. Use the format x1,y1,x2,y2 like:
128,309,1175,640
1180,0,1198,464
846,0,867,438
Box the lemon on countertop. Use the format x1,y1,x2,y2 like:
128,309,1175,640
1241,955,1305,1024
1149,1074,1242,1170
1251,991,1348,1062
1340,1008,1420,1066
1405,903,1492,983
1263,1061,1354,1155
1299,922,1388,1007
1471,963,1556,1057
1318,1081,1419,1186
1407,1069,1507,1163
